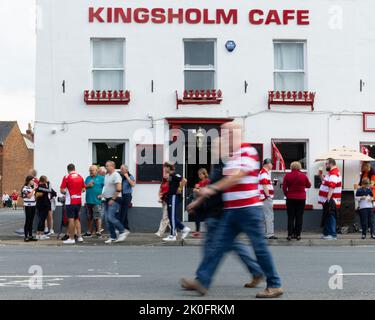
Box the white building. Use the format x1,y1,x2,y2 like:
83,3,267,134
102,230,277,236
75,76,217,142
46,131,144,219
36,0,375,231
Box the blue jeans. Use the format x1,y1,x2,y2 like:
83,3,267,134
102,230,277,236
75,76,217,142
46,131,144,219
359,208,374,236
196,206,282,289
201,217,263,278
323,214,337,237
119,194,132,231
103,201,124,239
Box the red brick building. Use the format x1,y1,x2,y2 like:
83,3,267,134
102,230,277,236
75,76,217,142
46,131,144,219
0,122,34,202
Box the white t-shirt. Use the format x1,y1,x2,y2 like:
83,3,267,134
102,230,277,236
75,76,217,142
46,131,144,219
103,171,122,199
22,186,36,207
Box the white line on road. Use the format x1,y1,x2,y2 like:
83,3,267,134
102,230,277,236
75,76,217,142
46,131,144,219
340,273,375,276
0,275,141,278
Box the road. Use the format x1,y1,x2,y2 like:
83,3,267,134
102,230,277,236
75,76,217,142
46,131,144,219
0,245,374,300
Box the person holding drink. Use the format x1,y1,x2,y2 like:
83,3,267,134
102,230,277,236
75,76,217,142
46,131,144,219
84,165,105,238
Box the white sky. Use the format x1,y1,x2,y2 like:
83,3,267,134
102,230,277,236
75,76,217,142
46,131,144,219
0,0,35,132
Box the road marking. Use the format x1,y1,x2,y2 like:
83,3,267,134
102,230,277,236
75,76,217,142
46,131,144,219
0,275,141,278
340,273,375,276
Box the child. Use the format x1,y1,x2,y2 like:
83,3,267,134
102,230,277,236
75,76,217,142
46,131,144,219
355,178,374,239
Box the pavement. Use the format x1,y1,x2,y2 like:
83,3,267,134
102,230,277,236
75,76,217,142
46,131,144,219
1,208,374,247
1,209,375,300
0,245,375,300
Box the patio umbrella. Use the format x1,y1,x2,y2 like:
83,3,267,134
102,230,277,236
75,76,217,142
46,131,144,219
315,146,375,187
315,147,375,162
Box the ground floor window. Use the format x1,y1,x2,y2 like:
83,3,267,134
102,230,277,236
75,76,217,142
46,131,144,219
92,141,126,169
360,143,375,168
136,144,164,184
271,139,308,201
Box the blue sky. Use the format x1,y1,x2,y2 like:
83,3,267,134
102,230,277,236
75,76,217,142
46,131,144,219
0,0,35,132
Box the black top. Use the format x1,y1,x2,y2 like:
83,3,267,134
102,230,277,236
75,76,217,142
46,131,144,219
167,173,182,196
197,162,224,218
36,183,53,210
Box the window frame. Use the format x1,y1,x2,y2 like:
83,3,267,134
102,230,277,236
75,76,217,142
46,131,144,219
271,139,309,173
183,39,217,91
91,38,126,91
89,139,129,170
273,40,307,91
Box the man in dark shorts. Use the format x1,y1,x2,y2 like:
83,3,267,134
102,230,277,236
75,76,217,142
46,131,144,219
60,164,86,245
84,165,105,237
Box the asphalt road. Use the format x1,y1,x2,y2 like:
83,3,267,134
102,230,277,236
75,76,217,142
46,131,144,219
0,245,374,300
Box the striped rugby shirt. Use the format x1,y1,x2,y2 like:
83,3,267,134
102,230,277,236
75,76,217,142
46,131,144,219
22,186,36,207
318,167,342,208
258,167,274,201
223,143,262,209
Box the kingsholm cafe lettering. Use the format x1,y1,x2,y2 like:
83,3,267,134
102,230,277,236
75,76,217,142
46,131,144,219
89,7,310,26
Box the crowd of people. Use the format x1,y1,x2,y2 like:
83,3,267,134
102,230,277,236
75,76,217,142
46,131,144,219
19,162,135,244
12,120,375,298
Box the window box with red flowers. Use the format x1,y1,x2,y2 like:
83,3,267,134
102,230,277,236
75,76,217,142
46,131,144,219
84,90,131,105
268,91,316,111
176,89,222,109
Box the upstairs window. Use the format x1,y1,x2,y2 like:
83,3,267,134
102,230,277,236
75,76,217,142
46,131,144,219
274,41,306,91
184,40,216,91
92,38,125,91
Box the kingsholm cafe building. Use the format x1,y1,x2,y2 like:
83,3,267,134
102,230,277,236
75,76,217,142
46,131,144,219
36,0,375,231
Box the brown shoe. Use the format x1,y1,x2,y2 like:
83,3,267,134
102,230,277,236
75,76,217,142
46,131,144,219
244,275,264,288
256,287,284,298
180,278,208,295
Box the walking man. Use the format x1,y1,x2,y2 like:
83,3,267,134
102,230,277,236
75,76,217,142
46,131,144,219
162,162,191,241
84,165,105,238
11,190,19,210
99,161,128,244
119,164,136,232
318,158,342,240
259,159,277,239
60,164,86,245
180,122,283,298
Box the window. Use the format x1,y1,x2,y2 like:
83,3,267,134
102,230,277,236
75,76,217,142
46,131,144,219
184,40,216,91
136,145,164,184
92,38,125,91
251,143,264,164
360,143,375,168
273,140,308,170
271,140,308,201
92,142,126,169
274,41,306,91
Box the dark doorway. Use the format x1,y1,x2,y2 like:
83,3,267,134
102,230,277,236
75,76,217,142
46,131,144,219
169,121,225,222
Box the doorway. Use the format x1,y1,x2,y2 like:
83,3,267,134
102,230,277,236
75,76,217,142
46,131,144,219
167,118,232,222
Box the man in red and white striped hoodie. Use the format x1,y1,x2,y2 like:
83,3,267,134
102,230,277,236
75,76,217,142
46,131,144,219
259,159,277,239
318,158,342,240
180,122,283,299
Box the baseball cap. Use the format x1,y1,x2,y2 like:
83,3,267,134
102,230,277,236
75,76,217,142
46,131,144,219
263,158,273,165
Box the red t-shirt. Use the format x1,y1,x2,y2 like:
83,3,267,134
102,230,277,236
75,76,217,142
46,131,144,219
160,181,169,202
60,172,85,205
11,193,18,201
33,177,39,189
196,178,210,189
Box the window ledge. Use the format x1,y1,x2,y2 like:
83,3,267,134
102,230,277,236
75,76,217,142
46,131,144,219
176,90,222,109
268,91,315,111
274,204,314,210
84,90,131,105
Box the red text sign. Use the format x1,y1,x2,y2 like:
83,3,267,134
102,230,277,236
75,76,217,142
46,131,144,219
89,7,310,25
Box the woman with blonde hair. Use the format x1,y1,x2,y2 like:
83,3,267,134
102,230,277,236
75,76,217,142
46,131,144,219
282,161,312,241
192,168,210,238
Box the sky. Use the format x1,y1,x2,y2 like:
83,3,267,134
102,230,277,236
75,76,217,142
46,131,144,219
0,0,36,132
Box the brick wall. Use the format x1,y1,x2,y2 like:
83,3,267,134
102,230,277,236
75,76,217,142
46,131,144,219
1,124,34,204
